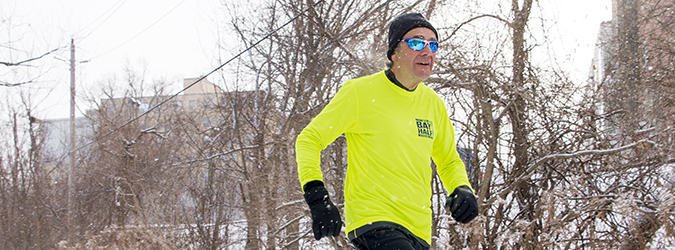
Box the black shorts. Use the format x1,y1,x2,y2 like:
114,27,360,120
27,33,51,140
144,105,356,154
348,222,430,250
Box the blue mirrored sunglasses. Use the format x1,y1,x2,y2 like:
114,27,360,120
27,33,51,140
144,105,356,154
403,38,438,53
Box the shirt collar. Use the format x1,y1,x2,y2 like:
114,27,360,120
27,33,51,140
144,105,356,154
385,69,416,92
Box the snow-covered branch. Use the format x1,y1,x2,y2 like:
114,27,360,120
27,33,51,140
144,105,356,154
169,143,272,167
487,139,657,206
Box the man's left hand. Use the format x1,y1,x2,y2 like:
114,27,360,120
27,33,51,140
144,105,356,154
445,185,478,224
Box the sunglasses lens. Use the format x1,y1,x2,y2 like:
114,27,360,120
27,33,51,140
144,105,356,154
408,39,424,50
429,42,438,52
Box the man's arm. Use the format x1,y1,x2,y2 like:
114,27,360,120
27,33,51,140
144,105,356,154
296,81,358,188
431,102,478,224
295,81,358,239
431,104,472,193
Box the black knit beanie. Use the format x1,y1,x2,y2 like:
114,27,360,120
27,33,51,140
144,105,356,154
387,13,438,61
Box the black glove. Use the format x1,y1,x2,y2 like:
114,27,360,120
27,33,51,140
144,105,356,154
303,181,343,240
445,185,478,224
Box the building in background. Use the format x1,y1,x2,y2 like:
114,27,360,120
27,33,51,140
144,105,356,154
588,0,674,135
40,77,227,181
100,77,223,128
41,117,92,180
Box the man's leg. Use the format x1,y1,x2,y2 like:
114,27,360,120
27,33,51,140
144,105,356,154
350,227,429,250
350,237,368,250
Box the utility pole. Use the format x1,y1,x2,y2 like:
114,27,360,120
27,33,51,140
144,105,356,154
68,38,76,242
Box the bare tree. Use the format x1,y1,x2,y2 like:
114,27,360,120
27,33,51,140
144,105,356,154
1,11,64,87
0,98,58,249
426,0,674,249
600,0,675,248
216,0,391,249
3,1,671,249
217,0,470,249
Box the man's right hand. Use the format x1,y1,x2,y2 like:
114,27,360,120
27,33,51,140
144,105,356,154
303,181,343,240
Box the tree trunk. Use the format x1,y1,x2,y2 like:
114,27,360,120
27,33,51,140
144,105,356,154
509,0,537,247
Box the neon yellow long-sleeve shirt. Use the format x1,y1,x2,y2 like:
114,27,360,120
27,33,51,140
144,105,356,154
296,70,471,244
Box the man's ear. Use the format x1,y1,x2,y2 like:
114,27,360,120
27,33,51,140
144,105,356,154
391,54,398,61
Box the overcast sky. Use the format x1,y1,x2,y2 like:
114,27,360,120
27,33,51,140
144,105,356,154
2,0,612,120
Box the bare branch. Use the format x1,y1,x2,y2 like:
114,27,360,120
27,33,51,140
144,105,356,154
445,14,512,40
0,47,62,67
487,139,657,206
1,80,33,87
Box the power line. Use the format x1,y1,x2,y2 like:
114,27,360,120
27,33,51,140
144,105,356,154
86,0,188,61
76,0,129,42
48,0,324,175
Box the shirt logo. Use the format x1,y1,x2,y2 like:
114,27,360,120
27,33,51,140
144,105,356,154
415,118,434,139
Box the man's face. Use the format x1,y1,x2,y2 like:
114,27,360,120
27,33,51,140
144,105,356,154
391,27,437,84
